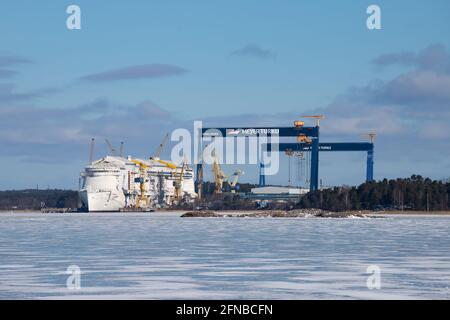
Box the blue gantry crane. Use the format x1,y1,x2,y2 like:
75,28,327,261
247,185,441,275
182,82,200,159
197,118,375,196
264,141,375,186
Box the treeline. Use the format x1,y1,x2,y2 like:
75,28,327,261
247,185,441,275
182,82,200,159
0,189,78,210
2,175,449,212
298,175,450,211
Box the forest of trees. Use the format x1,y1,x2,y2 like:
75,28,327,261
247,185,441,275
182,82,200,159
200,176,450,212
298,175,450,211
201,181,257,195
0,189,78,210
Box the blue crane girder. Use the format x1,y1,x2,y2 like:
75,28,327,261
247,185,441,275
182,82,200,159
264,142,375,184
265,142,373,152
201,126,319,137
197,126,374,194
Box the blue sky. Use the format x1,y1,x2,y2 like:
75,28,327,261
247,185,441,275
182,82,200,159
1,0,450,189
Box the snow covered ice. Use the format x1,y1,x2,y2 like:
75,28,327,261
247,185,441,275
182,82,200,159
0,212,449,299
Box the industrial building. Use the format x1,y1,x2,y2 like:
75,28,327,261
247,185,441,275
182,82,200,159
248,186,309,201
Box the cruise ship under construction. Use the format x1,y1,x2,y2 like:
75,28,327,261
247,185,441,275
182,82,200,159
79,138,197,212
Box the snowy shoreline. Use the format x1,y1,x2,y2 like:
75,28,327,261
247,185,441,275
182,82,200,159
1,209,450,218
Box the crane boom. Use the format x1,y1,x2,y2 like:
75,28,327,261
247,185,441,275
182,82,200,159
151,133,169,160
150,133,177,169
131,159,149,169
105,139,117,156
212,155,227,194
157,159,177,169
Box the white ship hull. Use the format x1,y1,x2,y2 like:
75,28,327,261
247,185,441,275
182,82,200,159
79,190,125,212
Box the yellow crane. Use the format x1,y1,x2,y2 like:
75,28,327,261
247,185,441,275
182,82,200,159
156,159,177,169
210,153,243,194
131,159,149,208
174,158,187,201
297,134,312,144
295,117,324,144
212,154,227,194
